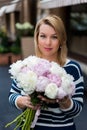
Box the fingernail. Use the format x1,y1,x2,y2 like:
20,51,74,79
56,99,59,103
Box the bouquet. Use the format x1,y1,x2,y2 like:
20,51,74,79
5,56,75,130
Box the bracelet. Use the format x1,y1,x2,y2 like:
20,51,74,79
58,96,71,109
58,96,69,104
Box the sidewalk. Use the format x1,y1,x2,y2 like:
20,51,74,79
0,65,87,130
0,66,21,130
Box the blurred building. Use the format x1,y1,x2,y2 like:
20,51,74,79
0,0,37,40
0,0,37,62
0,0,87,68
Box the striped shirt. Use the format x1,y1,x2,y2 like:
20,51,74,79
9,59,84,127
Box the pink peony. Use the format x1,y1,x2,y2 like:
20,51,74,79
36,76,50,92
47,73,62,87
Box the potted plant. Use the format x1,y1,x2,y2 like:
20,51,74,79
15,22,34,37
0,28,10,65
10,36,22,63
15,22,35,59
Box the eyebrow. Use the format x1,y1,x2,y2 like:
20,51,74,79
39,32,57,35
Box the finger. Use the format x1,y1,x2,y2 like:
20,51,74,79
56,99,59,103
25,102,34,109
37,95,43,99
25,95,31,101
48,99,56,104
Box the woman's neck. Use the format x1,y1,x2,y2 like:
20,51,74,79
41,55,60,64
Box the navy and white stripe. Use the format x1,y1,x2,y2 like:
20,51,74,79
9,59,84,127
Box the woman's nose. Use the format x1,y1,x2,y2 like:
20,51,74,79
45,38,51,45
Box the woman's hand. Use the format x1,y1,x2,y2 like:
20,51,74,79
37,95,56,104
16,95,39,110
37,95,71,109
58,96,71,109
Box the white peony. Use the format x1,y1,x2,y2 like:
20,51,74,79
36,76,50,92
50,62,66,77
61,74,75,95
17,71,37,95
57,87,67,99
9,60,23,79
45,83,58,99
22,56,39,67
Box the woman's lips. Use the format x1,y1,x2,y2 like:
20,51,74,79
44,47,52,51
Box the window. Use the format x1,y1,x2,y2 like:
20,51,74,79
68,4,87,63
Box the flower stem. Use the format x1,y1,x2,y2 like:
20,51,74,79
22,108,35,130
5,110,27,128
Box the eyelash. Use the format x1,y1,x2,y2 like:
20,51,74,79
39,35,57,39
52,36,57,39
40,35,46,38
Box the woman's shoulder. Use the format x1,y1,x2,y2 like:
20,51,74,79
64,59,83,79
64,58,81,69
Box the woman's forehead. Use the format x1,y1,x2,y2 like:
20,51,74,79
39,24,56,34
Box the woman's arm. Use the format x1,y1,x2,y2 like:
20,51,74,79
9,80,36,110
60,60,84,117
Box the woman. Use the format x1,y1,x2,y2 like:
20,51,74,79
9,15,84,130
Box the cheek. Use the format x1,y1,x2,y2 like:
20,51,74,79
38,40,43,50
54,41,60,50
38,38,44,47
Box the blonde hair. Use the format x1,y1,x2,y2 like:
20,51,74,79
34,15,67,66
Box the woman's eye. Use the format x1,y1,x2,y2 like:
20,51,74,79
52,36,58,39
40,35,46,38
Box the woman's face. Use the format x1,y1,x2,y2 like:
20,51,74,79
38,24,60,61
